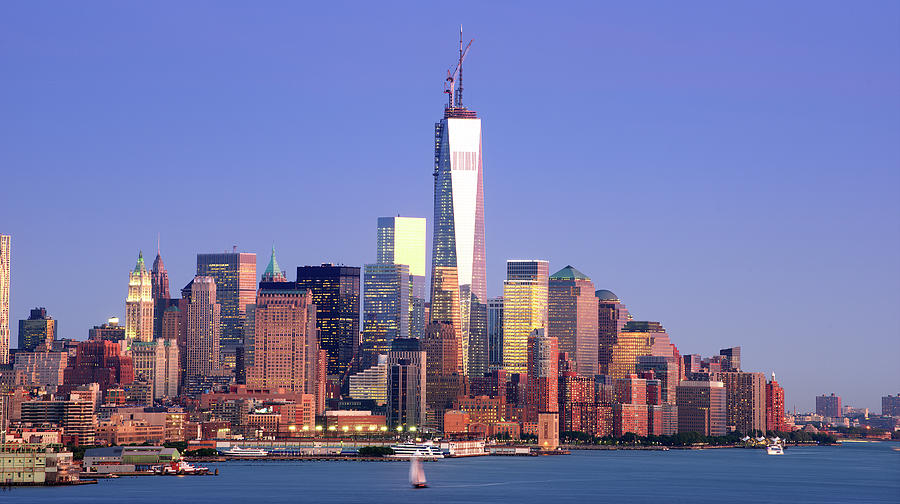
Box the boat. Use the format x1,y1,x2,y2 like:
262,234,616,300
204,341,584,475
390,442,444,458
409,453,427,488
766,444,784,455
217,446,269,457
153,460,210,475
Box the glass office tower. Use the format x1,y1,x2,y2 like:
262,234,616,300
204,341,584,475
502,260,549,374
377,217,426,339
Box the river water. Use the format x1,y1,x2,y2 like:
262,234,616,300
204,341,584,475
5,441,899,503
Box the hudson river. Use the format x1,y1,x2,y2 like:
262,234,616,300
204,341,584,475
6,442,899,503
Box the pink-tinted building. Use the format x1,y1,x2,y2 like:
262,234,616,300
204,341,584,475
548,266,598,377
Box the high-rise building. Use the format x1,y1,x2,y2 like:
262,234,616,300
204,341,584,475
348,355,389,405
196,251,257,350
377,217,427,339
676,380,727,436
596,289,630,376
247,279,320,396
502,260,549,374
766,373,786,432
719,347,741,372
386,338,426,430
525,328,559,422
429,266,462,372
423,321,463,430
361,263,409,367
126,252,154,343
430,41,488,379
487,297,503,370
714,371,766,434
882,394,900,417
185,276,221,380
637,355,680,405
89,318,125,342
151,247,170,339
296,264,360,376
605,321,673,380
0,234,9,364
131,339,179,401
815,393,842,418
18,307,57,352
62,340,134,392
548,266,599,377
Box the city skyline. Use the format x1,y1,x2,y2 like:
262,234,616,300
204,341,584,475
1,3,898,412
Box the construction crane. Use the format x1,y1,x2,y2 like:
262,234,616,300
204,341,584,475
444,27,473,109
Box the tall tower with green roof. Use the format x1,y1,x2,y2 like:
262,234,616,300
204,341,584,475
126,251,154,343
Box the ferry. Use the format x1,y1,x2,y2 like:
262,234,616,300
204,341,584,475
218,446,269,457
766,444,784,455
390,443,445,458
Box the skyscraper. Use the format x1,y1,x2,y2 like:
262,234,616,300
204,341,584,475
816,393,842,418
677,380,727,436
126,252,154,343
713,371,766,434
502,260,549,374
526,328,559,422
248,278,320,396
18,307,57,352
430,37,488,378
361,263,409,367
766,373,786,432
296,264,360,376
430,267,462,370
596,289,630,376
487,297,503,370
151,246,171,339
377,217,427,339
0,234,9,364
386,338,426,430
196,251,257,350
548,266,599,376
185,276,221,379
605,321,672,379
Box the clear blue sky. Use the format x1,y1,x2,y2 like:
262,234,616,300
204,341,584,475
2,2,898,411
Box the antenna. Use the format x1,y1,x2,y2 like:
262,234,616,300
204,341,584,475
157,232,160,255
457,25,463,107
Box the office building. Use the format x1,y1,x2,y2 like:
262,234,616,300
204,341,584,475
596,289,630,376
18,307,57,352
766,373,786,432
548,266,598,376
487,297,503,370
719,347,741,372
430,266,462,372
196,251,257,350
816,393,842,418
13,350,68,391
296,264,360,376
361,263,409,367
714,371,766,434
636,355,680,405
676,380,726,436
430,49,488,379
62,340,134,392
247,279,321,396
348,355,389,405
88,318,125,342
0,234,9,364
605,321,673,379
151,247,170,339
882,394,900,417
126,252,154,343
386,338,426,429
525,328,558,422
423,321,463,429
377,216,427,338
185,276,221,379
502,260,549,374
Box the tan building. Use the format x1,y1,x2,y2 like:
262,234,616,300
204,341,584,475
605,321,674,379
348,357,388,405
0,235,10,365
0,443,77,485
186,276,221,379
247,278,321,398
126,252,154,343
548,266,598,376
14,350,68,392
713,371,766,434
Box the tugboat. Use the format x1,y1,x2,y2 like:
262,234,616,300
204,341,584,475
409,453,427,489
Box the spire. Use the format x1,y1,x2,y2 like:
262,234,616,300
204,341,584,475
262,245,286,282
134,251,146,273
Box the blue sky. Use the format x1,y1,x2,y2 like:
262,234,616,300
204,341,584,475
1,1,898,411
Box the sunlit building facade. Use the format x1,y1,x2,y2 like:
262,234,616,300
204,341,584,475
18,307,57,352
185,276,221,379
377,217,427,339
431,88,488,378
548,266,598,376
606,321,670,380
0,234,9,364
766,373,786,432
677,380,727,436
502,260,549,374
430,266,462,373
596,289,631,376
126,252,154,343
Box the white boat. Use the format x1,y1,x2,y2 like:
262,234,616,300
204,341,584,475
153,460,210,475
218,446,269,457
766,444,784,455
390,443,444,458
409,453,427,488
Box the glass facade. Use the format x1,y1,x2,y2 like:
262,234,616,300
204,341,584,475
431,110,488,378
487,297,503,370
196,252,257,350
296,264,360,376
548,266,599,377
376,217,426,339
361,263,410,368
502,260,549,374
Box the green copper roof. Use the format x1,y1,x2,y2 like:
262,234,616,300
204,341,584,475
263,245,284,280
550,265,590,281
133,251,146,273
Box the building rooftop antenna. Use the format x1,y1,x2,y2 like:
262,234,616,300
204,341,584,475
444,27,473,109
